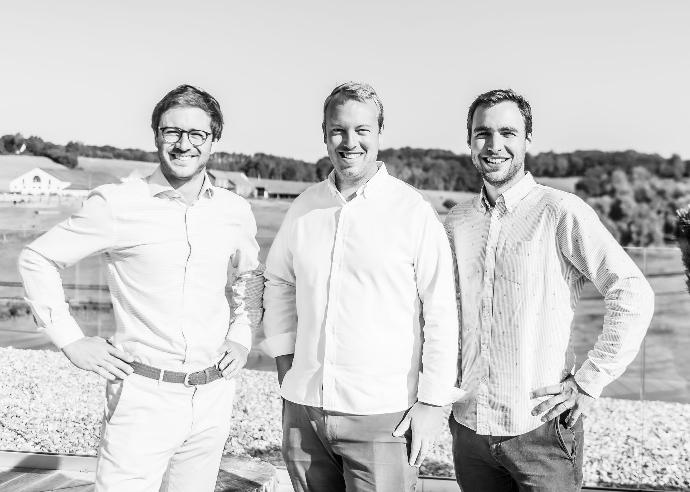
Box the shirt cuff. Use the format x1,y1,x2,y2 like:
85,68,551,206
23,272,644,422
417,372,459,406
574,359,608,398
226,325,252,353
25,298,85,349
259,332,297,358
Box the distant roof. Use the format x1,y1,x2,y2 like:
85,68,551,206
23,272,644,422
208,170,252,187
37,168,119,190
78,157,158,180
248,178,313,196
0,155,67,191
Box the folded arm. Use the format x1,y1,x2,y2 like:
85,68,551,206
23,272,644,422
219,204,264,378
556,195,654,398
532,195,654,425
18,189,133,379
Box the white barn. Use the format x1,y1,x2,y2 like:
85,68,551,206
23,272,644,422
9,167,117,197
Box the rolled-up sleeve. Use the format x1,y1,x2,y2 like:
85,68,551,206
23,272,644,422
18,189,116,349
414,203,460,406
227,203,264,352
557,195,655,398
260,208,298,358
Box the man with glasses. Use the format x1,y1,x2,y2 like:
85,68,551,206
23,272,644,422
18,85,263,491
445,88,654,491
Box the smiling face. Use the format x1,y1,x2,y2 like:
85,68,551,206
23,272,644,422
155,105,214,187
470,101,531,194
324,98,382,189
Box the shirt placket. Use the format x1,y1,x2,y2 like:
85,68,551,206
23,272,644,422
180,199,195,367
321,201,349,410
476,202,502,435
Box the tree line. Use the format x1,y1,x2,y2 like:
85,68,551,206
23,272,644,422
2,132,689,247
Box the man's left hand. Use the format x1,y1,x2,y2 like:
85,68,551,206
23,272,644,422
392,402,447,467
531,375,594,427
216,341,249,380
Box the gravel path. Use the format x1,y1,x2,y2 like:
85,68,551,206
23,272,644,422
1,347,687,490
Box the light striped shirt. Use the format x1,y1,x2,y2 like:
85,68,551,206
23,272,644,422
19,168,264,372
262,163,459,414
445,172,654,436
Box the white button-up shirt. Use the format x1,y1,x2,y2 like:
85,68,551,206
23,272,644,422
261,164,459,414
18,168,263,372
445,172,654,436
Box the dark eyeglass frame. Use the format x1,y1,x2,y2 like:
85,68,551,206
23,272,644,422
158,127,213,146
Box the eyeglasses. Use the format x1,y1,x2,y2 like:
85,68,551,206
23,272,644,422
159,127,212,146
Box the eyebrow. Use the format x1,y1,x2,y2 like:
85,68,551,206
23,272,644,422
327,123,375,129
473,125,520,134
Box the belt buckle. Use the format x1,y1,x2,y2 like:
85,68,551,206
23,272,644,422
183,372,194,387
183,368,210,387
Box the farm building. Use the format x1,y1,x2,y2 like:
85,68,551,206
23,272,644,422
207,170,254,197
249,178,312,199
9,167,118,196
0,155,66,193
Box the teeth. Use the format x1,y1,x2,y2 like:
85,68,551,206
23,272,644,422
485,157,507,164
173,155,195,161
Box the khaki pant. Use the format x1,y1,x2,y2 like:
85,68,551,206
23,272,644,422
282,399,419,492
95,373,236,492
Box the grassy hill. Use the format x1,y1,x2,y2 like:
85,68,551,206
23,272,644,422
77,157,157,179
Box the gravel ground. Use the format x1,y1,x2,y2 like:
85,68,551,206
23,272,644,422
1,347,688,490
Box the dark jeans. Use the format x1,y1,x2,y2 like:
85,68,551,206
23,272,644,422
449,414,584,492
282,399,418,492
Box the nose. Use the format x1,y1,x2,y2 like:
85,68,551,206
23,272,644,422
175,131,193,151
486,133,504,153
342,130,358,149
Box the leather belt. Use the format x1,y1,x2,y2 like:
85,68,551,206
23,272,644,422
130,361,222,387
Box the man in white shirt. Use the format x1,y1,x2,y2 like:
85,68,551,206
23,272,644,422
445,88,655,491
262,82,459,491
18,85,263,492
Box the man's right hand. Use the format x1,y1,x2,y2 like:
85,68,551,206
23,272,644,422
62,337,135,381
275,354,294,386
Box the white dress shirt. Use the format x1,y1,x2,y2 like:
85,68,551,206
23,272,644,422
445,172,654,436
262,164,458,414
18,168,263,372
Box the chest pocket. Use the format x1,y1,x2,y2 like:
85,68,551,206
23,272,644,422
499,239,542,285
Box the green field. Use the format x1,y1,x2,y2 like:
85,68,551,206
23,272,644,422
1,200,688,403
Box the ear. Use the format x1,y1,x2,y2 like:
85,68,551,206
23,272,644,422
322,124,327,145
209,140,216,155
525,133,532,151
377,128,383,148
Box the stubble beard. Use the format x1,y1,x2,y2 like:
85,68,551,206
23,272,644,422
475,156,524,190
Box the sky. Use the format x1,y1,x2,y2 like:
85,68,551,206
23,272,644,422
1,0,688,162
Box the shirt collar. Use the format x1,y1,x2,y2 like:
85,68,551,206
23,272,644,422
326,161,388,200
147,166,214,200
476,172,536,213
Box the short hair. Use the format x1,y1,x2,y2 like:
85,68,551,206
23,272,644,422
466,89,532,145
322,82,384,136
151,84,224,141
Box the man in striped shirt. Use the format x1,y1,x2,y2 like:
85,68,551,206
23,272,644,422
445,89,654,491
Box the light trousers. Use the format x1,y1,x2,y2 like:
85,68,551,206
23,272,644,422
95,373,236,492
282,399,419,492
